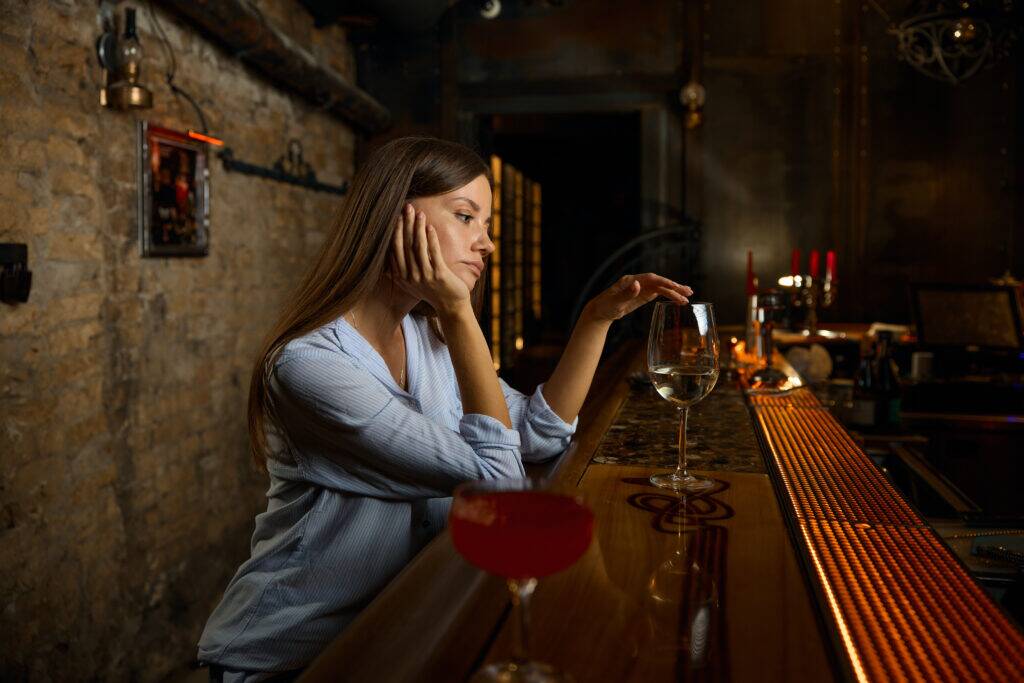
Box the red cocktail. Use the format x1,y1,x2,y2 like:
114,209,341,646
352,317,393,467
451,490,594,579
450,480,594,683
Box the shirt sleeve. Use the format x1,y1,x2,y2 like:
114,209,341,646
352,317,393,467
271,350,526,499
500,378,578,463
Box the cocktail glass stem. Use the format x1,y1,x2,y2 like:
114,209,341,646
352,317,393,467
508,578,538,663
675,407,691,480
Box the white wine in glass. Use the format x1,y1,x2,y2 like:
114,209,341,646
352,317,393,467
648,302,720,492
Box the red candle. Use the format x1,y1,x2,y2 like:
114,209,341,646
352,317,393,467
746,250,756,296
809,250,820,279
791,248,801,278
826,250,836,281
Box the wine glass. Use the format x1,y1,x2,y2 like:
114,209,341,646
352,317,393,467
450,478,595,682
648,302,720,492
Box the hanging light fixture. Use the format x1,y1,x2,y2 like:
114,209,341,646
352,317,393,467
97,6,153,109
867,0,1019,85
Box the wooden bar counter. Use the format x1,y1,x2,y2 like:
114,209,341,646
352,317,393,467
300,342,1024,682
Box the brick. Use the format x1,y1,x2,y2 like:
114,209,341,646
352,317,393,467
45,232,103,262
45,137,87,168
35,259,101,296
47,320,103,357
49,167,100,201
42,351,106,391
63,412,110,448
8,138,48,172
0,203,30,235
26,204,60,236
52,382,103,420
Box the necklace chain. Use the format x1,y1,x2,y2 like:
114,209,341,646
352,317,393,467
348,309,406,388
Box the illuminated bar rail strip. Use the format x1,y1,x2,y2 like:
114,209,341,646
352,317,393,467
749,388,1024,682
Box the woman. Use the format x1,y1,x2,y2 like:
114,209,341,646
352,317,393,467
198,137,691,681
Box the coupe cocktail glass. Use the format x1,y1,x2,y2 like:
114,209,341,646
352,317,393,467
450,478,595,682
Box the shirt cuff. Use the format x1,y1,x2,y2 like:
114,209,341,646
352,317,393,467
530,383,579,435
459,413,523,449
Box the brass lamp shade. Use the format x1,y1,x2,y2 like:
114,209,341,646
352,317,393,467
105,81,153,110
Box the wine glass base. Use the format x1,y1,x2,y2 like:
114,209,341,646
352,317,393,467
649,471,715,493
471,659,574,683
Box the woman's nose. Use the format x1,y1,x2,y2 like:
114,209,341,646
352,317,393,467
479,229,495,255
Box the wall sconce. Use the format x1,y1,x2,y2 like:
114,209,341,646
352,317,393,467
679,80,706,130
96,5,153,109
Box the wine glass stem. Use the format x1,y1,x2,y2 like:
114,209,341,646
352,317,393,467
676,406,690,478
507,577,538,663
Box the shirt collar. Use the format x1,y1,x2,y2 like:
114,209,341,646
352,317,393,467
334,313,417,399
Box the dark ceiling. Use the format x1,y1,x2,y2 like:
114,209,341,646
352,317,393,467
298,0,458,33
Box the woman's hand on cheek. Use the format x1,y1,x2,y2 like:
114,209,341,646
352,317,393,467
584,273,693,324
389,204,472,316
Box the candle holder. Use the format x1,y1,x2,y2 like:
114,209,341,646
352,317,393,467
783,273,837,336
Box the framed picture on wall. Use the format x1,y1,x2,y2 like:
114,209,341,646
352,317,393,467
137,122,210,257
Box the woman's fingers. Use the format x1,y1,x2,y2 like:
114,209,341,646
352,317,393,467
414,211,433,279
425,222,445,273
404,205,420,282
653,285,688,303
615,276,686,303
391,215,407,279
637,273,693,296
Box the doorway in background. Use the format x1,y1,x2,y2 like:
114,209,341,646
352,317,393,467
479,112,643,392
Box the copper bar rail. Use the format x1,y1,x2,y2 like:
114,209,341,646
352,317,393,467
748,389,1024,682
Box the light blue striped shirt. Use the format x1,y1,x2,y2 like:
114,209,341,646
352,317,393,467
197,313,577,675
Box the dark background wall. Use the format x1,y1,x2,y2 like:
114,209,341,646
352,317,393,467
694,0,1021,325
358,0,1021,327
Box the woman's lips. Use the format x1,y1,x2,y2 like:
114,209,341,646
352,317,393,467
463,262,483,277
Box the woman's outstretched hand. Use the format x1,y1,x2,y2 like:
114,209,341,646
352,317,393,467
390,204,471,316
584,273,693,324
542,273,691,424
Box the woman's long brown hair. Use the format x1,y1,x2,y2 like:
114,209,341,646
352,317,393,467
248,137,491,468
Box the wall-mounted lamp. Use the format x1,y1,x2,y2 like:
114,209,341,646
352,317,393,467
679,80,706,130
97,6,153,110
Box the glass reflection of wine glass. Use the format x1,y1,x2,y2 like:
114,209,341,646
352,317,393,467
450,478,595,682
648,302,720,492
645,496,720,671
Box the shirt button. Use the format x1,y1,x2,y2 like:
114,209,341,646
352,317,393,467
421,519,431,528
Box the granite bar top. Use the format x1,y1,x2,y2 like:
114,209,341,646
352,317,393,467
591,372,766,473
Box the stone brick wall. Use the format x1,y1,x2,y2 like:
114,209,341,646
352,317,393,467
0,1,356,679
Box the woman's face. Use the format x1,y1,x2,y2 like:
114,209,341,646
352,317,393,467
410,174,495,291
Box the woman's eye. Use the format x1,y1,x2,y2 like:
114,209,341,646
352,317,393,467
456,213,473,224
